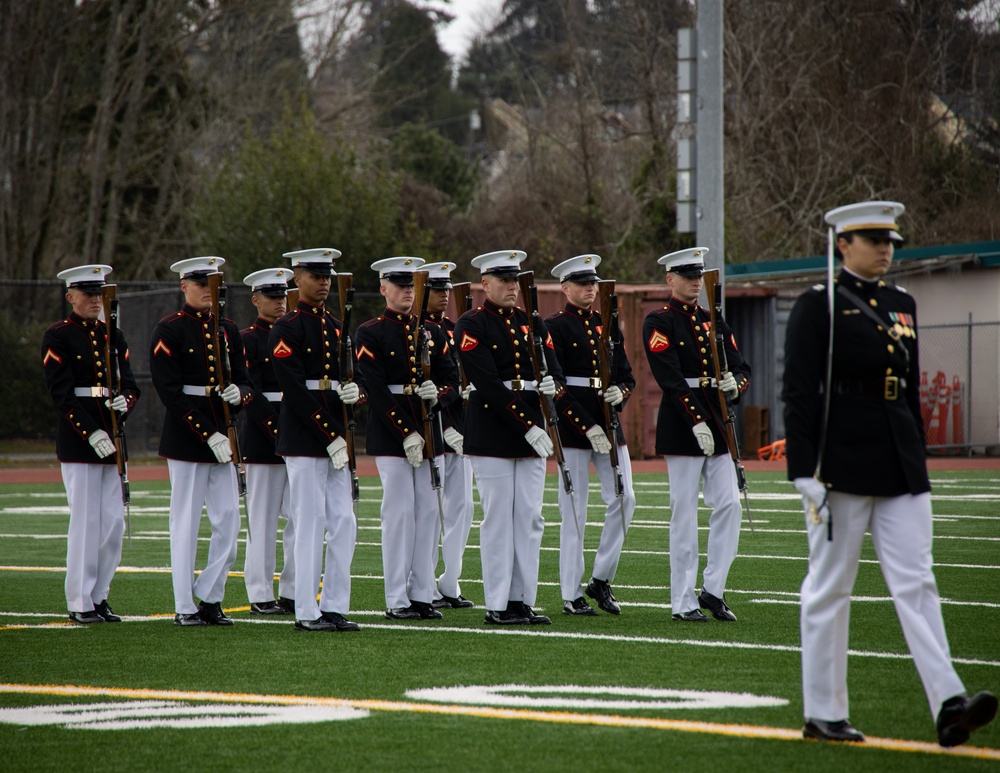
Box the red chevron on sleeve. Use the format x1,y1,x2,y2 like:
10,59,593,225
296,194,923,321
152,339,172,357
647,330,670,353
42,348,62,366
545,332,554,349
459,333,478,352
272,339,293,358
357,344,375,360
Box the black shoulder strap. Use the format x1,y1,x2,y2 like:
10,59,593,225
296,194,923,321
835,285,909,365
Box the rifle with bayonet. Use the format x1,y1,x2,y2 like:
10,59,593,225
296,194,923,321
451,281,473,391
411,270,443,491
208,272,251,540
702,269,752,528
101,284,131,545
337,273,360,507
597,280,625,503
517,271,575,502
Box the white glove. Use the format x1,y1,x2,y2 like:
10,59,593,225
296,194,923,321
443,427,464,455
327,437,349,470
403,433,424,468
719,371,738,401
416,380,439,406
88,429,116,459
794,476,828,510
586,425,612,455
535,375,557,396
692,422,715,456
207,432,232,463
337,381,360,405
218,383,242,405
105,395,129,414
525,425,553,458
602,384,623,405
460,384,473,401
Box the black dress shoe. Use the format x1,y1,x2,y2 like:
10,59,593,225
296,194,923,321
512,602,551,625
94,600,122,622
198,601,234,626
698,590,737,621
277,597,295,615
411,601,443,620
250,601,286,615
321,611,361,631
295,617,338,632
484,609,529,625
385,606,422,620
434,594,475,609
563,597,597,616
937,691,999,747
174,612,208,627
803,719,865,743
585,578,621,615
672,609,709,622
68,610,104,625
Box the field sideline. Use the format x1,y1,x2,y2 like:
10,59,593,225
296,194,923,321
2,464,998,772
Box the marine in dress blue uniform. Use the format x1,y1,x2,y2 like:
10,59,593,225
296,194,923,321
422,262,477,610
268,248,361,632
784,201,997,746
41,264,139,624
453,250,571,625
240,268,296,615
354,257,460,620
545,255,637,617
150,256,253,626
641,248,750,623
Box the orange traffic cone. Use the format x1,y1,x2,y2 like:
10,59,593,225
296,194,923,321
926,377,940,445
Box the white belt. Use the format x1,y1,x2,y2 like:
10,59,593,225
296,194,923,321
74,386,109,398
305,378,341,391
565,376,602,389
467,379,537,392
182,384,215,396
387,384,419,395
261,391,282,401
685,377,717,388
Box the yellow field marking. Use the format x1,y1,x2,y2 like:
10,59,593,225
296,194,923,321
0,683,996,760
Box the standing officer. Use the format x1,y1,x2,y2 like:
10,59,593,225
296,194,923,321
545,255,636,617
355,257,460,621
42,264,139,624
422,261,476,610
454,250,569,626
784,201,997,746
240,268,296,616
150,256,252,626
642,248,750,623
269,248,361,632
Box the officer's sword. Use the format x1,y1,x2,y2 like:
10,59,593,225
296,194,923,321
808,226,836,538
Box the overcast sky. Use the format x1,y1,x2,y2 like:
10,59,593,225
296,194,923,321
429,0,503,62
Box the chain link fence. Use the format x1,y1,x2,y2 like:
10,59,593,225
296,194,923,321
919,319,1000,454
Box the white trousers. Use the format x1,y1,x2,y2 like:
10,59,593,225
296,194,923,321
284,456,356,620
664,454,742,614
61,463,125,613
166,460,240,614
471,456,546,611
801,491,966,721
435,453,474,599
375,455,442,608
243,463,295,603
558,446,636,601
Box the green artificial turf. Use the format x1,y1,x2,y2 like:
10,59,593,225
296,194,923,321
1,470,998,771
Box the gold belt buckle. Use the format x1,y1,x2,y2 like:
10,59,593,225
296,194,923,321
698,377,711,388
884,376,899,400
204,386,214,397
318,377,333,391
509,378,525,391
589,377,602,389
89,387,106,398
402,384,416,396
